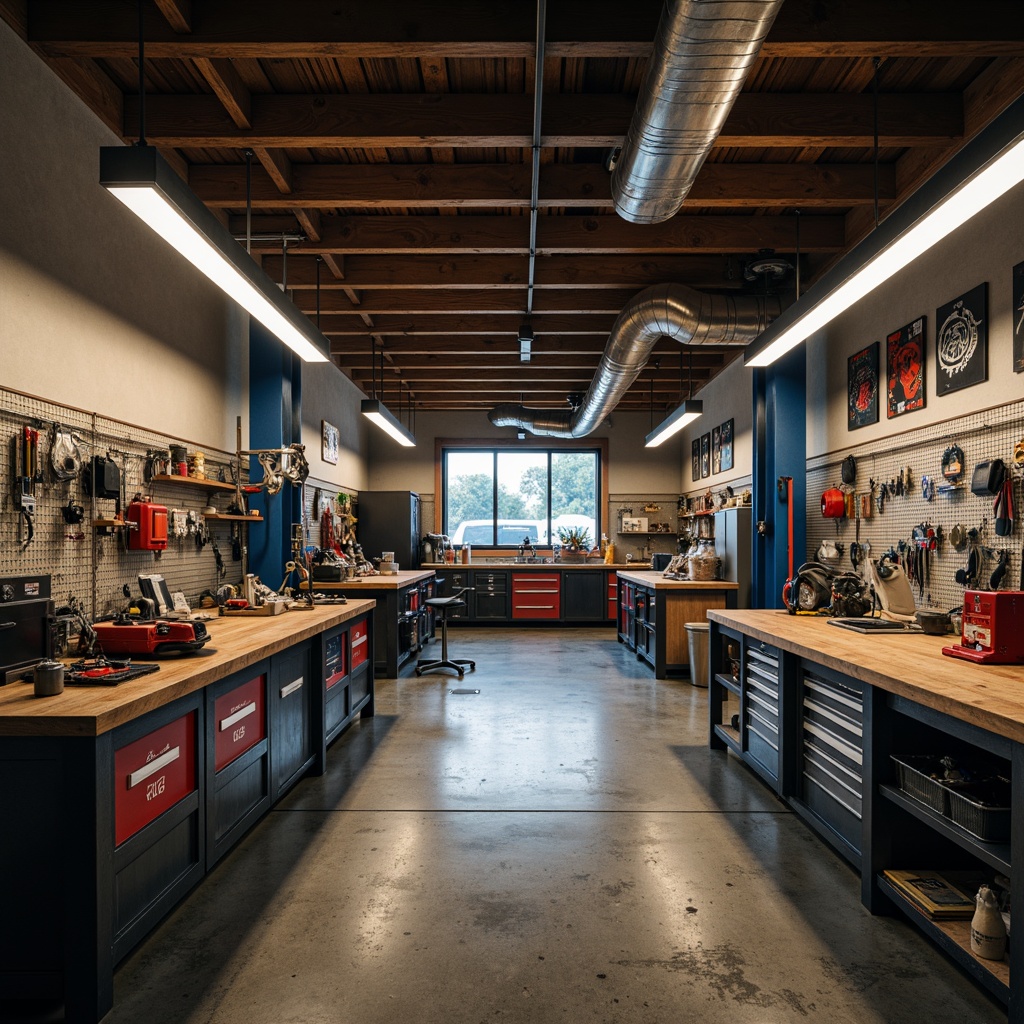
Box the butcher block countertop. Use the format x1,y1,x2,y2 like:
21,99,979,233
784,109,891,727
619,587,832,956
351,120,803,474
617,570,738,591
0,600,375,739
305,569,434,590
708,609,1024,744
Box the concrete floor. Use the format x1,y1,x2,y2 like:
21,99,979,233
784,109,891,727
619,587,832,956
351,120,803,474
104,627,1003,1024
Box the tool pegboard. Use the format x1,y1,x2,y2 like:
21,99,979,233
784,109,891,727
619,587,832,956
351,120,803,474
0,385,247,618
806,396,1024,612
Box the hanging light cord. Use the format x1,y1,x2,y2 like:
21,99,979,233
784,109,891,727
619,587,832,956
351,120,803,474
872,56,881,229
136,0,146,146
245,150,253,255
794,209,801,300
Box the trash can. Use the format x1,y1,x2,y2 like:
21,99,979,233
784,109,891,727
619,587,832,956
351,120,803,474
684,622,709,687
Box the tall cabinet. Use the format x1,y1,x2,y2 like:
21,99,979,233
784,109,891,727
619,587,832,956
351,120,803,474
356,490,421,568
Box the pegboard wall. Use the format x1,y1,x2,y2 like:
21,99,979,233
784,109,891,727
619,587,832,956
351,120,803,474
806,398,1024,612
0,385,250,618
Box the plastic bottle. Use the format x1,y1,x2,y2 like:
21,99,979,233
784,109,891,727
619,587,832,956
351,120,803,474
600,532,608,555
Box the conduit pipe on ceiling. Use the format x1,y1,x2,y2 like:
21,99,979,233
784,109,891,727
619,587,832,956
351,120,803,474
488,283,780,438
611,0,784,224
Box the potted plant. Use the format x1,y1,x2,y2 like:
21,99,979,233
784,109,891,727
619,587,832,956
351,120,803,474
557,525,591,562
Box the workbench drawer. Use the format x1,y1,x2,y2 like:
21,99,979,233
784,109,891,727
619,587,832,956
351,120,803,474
114,711,198,846
350,617,369,670
213,675,266,772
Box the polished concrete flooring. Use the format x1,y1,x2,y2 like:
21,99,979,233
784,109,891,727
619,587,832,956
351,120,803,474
104,627,1003,1024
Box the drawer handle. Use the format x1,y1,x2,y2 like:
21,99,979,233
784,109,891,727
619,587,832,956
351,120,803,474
352,634,367,648
219,702,256,731
127,746,180,788
280,677,304,699
516,604,555,610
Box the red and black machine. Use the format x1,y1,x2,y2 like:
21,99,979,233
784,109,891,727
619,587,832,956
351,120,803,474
942,590,1024,665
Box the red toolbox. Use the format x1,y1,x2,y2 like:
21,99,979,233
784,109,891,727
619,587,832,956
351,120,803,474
213,675,266,771
127,500,169,551
114,711,197,845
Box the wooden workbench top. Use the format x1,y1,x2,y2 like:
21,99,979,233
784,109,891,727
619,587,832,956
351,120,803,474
708,609,1024,743
421,561,626,569
303,569,434,590
617,570,738,590
0,600,376,739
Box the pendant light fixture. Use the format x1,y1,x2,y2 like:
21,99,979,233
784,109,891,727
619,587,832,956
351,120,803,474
745,88,1024,368
99,4,328,363
645,350,702,448
361,339,416,447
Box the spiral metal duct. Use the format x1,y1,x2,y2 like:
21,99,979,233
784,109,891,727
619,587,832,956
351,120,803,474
611,0,784,224
488,283,780,438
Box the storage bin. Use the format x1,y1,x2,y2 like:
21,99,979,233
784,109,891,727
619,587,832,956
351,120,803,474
945,781,1011,842
891,754,950,814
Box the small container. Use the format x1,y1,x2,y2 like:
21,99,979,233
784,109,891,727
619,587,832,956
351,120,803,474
34,660,64,697
461,543,471,564
972,886,1007,960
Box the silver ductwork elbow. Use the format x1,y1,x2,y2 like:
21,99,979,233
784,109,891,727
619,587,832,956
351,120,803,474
611,0,784,224
488,283,780,438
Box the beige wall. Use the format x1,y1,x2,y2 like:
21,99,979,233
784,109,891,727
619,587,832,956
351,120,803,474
301,361,370,491
807,177,1024,457
1,21,245,450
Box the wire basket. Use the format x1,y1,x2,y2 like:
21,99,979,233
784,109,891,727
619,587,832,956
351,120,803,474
946,783,1011,842
891,755,949,814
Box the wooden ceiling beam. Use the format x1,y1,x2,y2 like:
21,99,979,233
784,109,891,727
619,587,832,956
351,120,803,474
122,93,962,149
233,212,844,255
262,254,757,290
29,0,1024,58
293,287,643,316
152,0,191,34
320,314,619,335
193,56,250,127
334,353,726,370
191,161,896,209
331,339,723,358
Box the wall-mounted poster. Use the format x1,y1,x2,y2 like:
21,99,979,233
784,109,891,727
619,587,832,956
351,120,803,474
886,316,926,418
1013,260,1024,373
700,433,711,478
847,342,879,429
937,283,987,395
711,425,722,474
720,419,733,471
321,420,339,464
691,438,701,480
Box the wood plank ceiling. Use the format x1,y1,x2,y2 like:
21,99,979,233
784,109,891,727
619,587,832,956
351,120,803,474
7,1,1024,416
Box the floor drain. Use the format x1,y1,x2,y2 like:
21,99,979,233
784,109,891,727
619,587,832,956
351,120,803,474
449,688,481,695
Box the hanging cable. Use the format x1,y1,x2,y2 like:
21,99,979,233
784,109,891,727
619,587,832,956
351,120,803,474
794,209,801,300
315,255,322,327
872,56,881,229
245,149,253,255
136,0,146,146
526,0,547,320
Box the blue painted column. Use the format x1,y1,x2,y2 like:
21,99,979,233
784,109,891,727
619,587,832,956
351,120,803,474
247,322,303,586
750,346,806,609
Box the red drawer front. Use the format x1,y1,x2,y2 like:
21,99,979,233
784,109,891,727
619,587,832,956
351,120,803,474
350,618,369,669
214,675,266,771
512,575,560,618
325,630,347,689
114,711,197,846
408,590,420,611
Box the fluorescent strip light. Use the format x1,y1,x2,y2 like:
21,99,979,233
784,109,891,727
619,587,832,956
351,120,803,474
745,99,1024,368
361,399,416,447
644,400,703,448
101,147,328,363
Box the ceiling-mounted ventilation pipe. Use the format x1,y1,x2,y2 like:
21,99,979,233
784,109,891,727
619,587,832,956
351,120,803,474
488,283,780,438
611,0,784,224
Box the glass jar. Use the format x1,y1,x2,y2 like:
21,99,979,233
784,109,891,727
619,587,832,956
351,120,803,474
688,538,718,581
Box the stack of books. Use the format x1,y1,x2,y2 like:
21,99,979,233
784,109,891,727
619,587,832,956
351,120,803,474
883,870,977,919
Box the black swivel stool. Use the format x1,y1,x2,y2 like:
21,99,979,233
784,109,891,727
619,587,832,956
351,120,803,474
415,587,476,677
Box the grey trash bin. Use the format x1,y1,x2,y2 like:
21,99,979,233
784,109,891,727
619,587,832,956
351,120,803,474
684,622,709,687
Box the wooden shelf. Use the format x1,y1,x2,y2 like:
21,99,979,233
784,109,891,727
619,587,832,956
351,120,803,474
93,518,134,529
617,531,680,537
202,513,263,522
876,875,1010,1003
151,474,236,492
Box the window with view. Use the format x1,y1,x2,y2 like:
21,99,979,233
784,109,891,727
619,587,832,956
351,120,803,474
443,446,601,549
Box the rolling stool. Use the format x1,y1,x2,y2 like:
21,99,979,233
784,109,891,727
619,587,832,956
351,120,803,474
415,587,475,677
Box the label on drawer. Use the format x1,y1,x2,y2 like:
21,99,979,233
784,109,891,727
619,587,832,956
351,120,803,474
350,617,369,669
214,675,266,771
115,711,197,846
325,631,347,689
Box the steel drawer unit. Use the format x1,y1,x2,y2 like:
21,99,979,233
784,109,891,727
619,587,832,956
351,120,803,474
511,572,560,619
472,569,509,620
743,641,780,785
800,666,864,857
206,665,272,867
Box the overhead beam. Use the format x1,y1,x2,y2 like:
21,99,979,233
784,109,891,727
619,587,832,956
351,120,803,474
261,254,765,290
29,0,1024,58
231,213,844,256
122,93,962,149
152,0,191,33
191,161,896,210
319,314,619,335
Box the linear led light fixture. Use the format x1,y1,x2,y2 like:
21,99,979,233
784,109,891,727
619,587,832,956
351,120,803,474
644,400,703,448
100,146,329,363
360,399,416,447
519,322,534,362
745,92,1024,368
